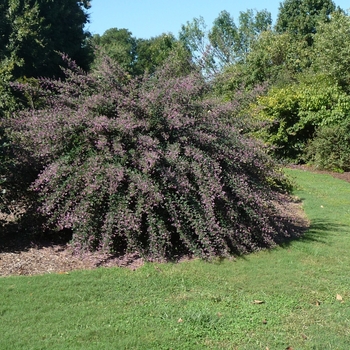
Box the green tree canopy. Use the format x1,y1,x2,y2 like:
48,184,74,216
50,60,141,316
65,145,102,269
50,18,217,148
180,9,272,74
275,0,337,45
91,30,191,77
1,0,92,79
251,72,350,160
312,12,350,91
235,9,272,59
91,28,137,73
134,34,183,75
208,10,239,66
179,16,213,72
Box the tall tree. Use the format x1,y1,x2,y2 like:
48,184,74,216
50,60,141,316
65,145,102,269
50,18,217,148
134,33,182,75
275,0,337,45
208,10,239,67
91,28,137,73
1,0,92,79
241,28,310,86
180,9,272,73
312,12,350,90
179,16,214,73
179,17,207,59
237,9,272,58
91,30,189,76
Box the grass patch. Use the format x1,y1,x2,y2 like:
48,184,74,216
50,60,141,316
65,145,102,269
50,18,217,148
1,169,350,349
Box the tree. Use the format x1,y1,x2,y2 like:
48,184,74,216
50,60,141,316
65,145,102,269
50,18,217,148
1,0,92,79
208,10,239,66
211,27,311,100
91,30,190,76
179,16,215,73
180,9,272,74
0,0,92,227
134,34,184,75
91,28,137,73
236,9,272,59
243,29,310,86
312,12,350,91
252,73,350,160
275,0,337,45
305,122,350,171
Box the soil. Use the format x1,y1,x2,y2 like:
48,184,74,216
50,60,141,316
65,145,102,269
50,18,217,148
1,164,349,277
0,226,145,277
0,245,144,277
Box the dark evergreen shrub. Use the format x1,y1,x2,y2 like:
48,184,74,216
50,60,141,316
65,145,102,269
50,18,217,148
9,56,294,259
305,123,350,172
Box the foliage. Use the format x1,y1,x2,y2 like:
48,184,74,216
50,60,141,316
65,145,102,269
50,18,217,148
0,127,39,223
208,10,239,66
0,0,93,208
305,122,350,171
134,34,187,76
0,0,92,79
179,9,272,74
0,0,92,220
0,2,10,61
90,30,190,76
235,9,272,60
233,7,350,166
211,75,268,132
0,65,28,216
90,28,137,73
275,0,337,45
312,11,350,91
0,126,10,214
245,30,311,86
214,29,311,95
178,16,215,74
9,55,293,259
252,73,350,160
252,83,303,159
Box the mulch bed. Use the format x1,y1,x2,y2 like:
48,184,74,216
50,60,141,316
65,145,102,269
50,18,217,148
0,244,144,277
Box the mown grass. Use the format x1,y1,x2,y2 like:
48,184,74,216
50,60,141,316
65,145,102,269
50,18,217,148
1,169,350,349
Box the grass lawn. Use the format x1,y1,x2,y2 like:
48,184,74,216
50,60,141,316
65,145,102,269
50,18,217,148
1,169,350,349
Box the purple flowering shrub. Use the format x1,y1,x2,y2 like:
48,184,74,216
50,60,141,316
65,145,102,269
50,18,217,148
10,56,293,258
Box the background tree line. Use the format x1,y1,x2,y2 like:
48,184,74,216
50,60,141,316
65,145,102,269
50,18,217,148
85,0,350,171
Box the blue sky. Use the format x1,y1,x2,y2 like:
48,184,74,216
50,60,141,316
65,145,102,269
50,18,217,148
86,0,349,39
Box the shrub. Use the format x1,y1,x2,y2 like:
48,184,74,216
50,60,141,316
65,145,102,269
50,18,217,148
305,123,350,172
252,73,350,161
9,55,294,259
0,70,40,224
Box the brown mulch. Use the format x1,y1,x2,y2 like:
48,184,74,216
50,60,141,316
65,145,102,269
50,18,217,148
1,165,349,277
0,241,144,277
0,213,145,276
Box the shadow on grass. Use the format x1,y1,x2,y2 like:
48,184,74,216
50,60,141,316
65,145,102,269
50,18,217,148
278,218,348,248
211,219,349,265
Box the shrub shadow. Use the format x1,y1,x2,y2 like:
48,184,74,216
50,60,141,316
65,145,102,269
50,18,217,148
277,218,348,248
0,208,72,253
